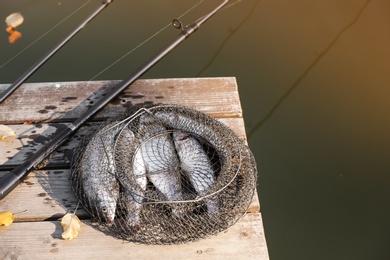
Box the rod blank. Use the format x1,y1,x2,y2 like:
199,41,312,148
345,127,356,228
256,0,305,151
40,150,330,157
0,0,229,200
0,0,113,103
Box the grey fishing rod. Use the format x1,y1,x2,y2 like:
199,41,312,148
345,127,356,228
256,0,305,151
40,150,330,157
0,0,113,103
0,0,229,199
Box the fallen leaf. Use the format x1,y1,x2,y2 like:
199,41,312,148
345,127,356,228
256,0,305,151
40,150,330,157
0,211,15,226
0,124,16,141
5,13,24,28
6,25,14,33
23,120,34,125
61,213,81,240
8,30,22,43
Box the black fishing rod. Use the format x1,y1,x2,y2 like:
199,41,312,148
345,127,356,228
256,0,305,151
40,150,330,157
0,0,229,200
0,0,113,103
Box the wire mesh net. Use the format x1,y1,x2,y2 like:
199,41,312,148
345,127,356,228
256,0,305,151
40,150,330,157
70,104,257,244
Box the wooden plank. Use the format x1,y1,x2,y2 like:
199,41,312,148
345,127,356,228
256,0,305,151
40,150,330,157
0,168,259,221
0,78,266,258
0,118,247,167
0,213,269,260
0,78,242,124
0,94,260,218
0,170,89,221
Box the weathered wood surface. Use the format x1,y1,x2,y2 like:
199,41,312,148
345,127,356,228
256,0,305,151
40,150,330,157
0,118,247,168
0,78,242,124
0,78,267,259
0,168,259,222
0,122,259,216
0,214,268,260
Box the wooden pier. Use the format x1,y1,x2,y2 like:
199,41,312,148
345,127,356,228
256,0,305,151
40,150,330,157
0,77,268,259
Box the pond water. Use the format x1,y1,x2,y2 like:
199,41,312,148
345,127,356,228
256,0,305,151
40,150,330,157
1,1,389,259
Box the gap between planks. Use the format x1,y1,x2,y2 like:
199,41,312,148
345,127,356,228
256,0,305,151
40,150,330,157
0,213,268,260
0,169,260,222
0,78,242,124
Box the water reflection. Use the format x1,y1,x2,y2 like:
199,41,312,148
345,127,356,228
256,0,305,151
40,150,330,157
196,0,260,77
247,0,371,139
1,1,390,259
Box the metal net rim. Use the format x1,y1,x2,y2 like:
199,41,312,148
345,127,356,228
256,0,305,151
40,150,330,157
70,104,257,244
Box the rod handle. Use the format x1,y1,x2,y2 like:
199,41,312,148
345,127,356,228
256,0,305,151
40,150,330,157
0,126,74,200
0,170,24,200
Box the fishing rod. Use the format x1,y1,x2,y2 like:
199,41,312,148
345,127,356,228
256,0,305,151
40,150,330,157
0,0,229,200
0,0,113,103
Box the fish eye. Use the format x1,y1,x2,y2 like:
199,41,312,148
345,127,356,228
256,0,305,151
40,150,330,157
179,135,189,141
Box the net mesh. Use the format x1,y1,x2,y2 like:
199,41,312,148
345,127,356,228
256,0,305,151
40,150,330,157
70,104,257,244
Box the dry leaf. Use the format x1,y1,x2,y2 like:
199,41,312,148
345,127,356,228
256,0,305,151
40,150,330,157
23,120,34,125
5,13,24,28
0,124,16,141
61,213,81,240
8,30,22,43
0,211,15,226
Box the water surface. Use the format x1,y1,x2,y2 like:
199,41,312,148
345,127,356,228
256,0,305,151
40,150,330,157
1,1,389,259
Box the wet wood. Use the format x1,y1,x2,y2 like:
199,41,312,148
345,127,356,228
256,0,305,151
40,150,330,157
0,78,267,259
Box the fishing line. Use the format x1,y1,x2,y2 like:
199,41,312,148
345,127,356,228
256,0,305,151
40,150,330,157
222,0,243,10
0,0,92,69
247,0,371,140
0,0,230,204
196,0,260,77
86,0,205,84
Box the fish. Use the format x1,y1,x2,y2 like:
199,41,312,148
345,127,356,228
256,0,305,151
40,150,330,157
80,122,122,223
154,108,223,150
173,131,219,214
116,127,147,228
138,113,184,217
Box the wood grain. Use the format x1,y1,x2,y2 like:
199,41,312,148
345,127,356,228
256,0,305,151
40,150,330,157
0,168,259,221
0,78,242,124
0,118,247,167
0,78,267,259
0,213,268,260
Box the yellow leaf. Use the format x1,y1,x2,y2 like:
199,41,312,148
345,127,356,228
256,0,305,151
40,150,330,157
61,213,81,240
0,211,15,226
0,125,16,141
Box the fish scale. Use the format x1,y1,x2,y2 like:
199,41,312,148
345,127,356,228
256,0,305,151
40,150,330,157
173,131,219,215
138,114,185,217
80,122,121,223
116,127,147,227
70,104,258,245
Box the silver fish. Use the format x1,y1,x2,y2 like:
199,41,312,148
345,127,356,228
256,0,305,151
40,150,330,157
81,122,121,223
117,127,147,227
154,109,223,150
139,113,184,217
173,131,219,214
